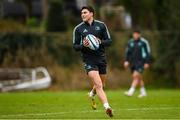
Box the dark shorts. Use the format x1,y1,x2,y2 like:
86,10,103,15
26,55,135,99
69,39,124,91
130,64,144,73
83,58,107,74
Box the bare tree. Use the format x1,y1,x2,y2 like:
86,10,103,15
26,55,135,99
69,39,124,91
42,0,48,21
17,0,32,20
0,0,3,19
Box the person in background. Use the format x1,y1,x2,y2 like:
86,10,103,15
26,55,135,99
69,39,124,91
124,29,151,98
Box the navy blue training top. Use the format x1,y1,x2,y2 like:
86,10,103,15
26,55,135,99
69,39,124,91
73,20,112,60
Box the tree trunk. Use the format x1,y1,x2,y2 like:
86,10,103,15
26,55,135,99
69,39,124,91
0,1,3,19
130,0,142,29
42,0,48,21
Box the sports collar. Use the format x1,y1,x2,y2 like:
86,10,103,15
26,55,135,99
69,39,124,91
84,20,95,26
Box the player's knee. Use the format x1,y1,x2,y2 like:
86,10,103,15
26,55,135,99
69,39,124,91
133,72,140,78
95,82,103,89
132,74,138,79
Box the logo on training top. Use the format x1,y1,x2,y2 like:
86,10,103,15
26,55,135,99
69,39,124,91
95,26,100,30
84,64,92,70
83,29,88,33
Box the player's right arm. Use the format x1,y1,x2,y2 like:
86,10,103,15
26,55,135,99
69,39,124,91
73,27,83,51
124,41,132,68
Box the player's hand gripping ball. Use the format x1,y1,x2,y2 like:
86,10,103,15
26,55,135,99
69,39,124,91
83,34,100,50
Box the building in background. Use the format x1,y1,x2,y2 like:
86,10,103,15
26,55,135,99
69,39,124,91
0,0,132,30
0,0,43,23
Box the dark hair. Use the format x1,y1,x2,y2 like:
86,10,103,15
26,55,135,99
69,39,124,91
133,28,141,33
81,6,95,15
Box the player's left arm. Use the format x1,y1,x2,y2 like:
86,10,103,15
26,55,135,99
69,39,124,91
100,23,112,47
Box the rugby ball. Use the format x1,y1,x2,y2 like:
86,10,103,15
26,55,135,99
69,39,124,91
85,34,99,50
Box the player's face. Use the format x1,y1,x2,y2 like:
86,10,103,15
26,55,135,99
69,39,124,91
81,9,93,22
133,32,140,40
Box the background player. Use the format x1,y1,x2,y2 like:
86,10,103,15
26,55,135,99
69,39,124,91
124,29,151,98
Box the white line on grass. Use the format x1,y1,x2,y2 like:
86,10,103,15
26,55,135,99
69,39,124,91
124,107,180,111
0,110,100,117
0,106,180,118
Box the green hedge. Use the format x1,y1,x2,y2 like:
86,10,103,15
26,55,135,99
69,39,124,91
0,32,80,67
0,31,179,89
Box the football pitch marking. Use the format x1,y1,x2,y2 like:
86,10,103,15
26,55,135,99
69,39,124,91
0,106,180,117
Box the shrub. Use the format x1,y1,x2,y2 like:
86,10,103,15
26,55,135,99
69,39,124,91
0,20,26,33
26,17,39,28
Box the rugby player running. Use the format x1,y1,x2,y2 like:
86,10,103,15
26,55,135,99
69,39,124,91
73,6,113,117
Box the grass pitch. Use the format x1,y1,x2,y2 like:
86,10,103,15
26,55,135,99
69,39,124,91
0,89,180,119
